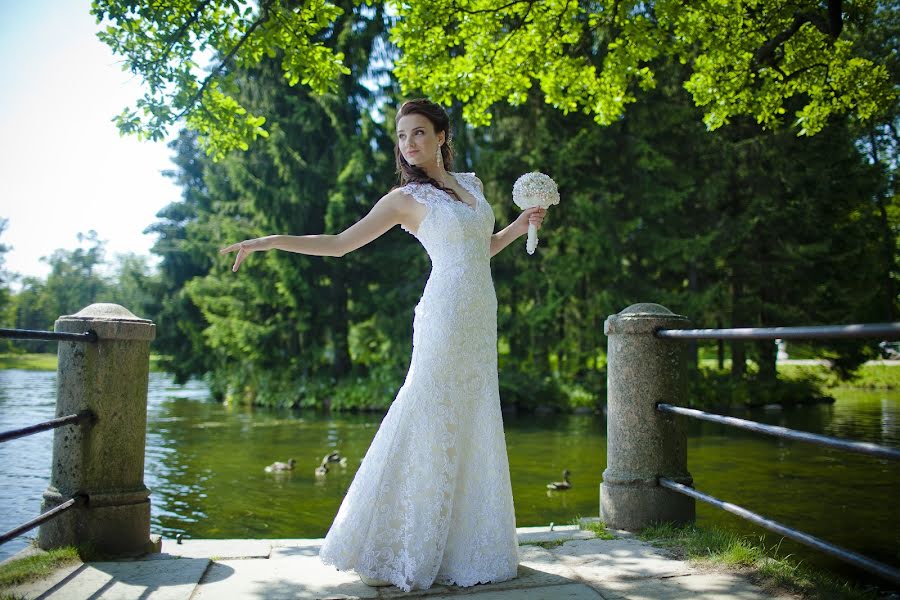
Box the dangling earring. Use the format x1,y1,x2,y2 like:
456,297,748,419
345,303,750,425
435,142,444,171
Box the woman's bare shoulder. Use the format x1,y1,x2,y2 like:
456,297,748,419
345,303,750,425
381,187,428,235
380,187,420,213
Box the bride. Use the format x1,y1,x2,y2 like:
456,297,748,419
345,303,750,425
221,98,545,592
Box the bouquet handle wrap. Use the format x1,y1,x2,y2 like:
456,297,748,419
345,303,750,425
512,171,560,256
527,223,538,255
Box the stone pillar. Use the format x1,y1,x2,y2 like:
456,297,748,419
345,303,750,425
39,303,160,556
601,303,695,530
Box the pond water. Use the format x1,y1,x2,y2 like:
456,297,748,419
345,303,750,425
0,369,896,588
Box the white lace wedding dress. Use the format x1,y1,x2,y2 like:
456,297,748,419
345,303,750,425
318,172,519,592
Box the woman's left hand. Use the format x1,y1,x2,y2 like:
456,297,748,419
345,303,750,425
515,206,546,236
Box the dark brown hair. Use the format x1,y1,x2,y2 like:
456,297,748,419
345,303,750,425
394,99,462,203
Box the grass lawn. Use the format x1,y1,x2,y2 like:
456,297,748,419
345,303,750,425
0,354,167,372
0,547,80,590
637,522,883,600
696,359,899,389
778,363,900,389
0,354,57,371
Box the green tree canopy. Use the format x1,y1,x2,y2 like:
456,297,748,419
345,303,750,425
394,0,895,134
93,0,896,160
92,0,351,158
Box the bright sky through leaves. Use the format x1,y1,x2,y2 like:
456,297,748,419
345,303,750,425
0,0,180,282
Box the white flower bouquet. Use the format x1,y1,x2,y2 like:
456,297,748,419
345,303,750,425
512,172,560,254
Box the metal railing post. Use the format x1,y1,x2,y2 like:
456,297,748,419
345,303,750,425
601,303,695,530
38,303,159,556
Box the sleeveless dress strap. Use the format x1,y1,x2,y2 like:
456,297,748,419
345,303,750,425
399,183,441,236
451,172,482,198
400,182,441,207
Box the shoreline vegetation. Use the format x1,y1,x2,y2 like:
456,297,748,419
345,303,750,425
0,353,167,374
0,353,897,413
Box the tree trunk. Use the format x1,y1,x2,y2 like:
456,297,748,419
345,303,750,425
332,262,350,378
731,280,746,379
717,318,725,370
756,339,777,381
687,262,699,369
869,132,896,321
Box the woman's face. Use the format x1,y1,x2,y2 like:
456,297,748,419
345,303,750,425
397,113,444,168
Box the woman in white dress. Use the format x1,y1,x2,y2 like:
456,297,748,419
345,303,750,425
221,99,546,592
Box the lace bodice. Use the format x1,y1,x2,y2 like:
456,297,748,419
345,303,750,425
399,172,494,269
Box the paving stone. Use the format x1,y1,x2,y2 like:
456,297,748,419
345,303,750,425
270,538,326,559
664,572,791,599
192,554,379,599
269,538,325,548
376,582,454,598
517,525,581,534
321,550,572,598
15,558,210,600
592,572,782,600
552,538,697,581
591,576,691,599
454,567,565,596
1,535,799,599
156,538,272,559
426,582,603,599
516,544,582,582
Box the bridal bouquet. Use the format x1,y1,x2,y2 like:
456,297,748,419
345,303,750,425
513,172,560,254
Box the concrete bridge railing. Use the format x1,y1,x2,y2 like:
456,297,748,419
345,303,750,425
40,303,159,556
601,303,694,530
0,303,159,557
601,302,900,585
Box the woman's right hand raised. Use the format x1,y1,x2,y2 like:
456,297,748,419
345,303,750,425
219,237,269,272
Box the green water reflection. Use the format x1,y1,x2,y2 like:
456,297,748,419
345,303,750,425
146,397,605,540
145,384,897,586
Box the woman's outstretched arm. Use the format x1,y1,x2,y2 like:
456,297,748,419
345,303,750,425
490,206,545,258
221,190,412,272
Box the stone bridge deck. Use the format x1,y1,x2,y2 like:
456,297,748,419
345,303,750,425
3,523,793,599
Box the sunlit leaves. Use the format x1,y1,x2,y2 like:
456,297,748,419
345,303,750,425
391,0,614,126
390,0,895,135
92,0,348,160
665,2,895,135
96,0,896,159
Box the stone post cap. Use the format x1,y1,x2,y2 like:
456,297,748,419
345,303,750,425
55,303,156,341
604,303,689,335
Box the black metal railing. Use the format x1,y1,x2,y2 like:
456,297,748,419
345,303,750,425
0,410,96,444
654,321,900,585
0,327,97,546
657,404,900,461
0,496,88,546
656,322,900,341
657,478,899,584
0,328,97,344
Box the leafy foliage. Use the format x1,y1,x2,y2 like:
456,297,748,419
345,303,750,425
392,1,895,136
130,24,894,409
95,1,896,160
142,1,408,397
91,0,351,159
